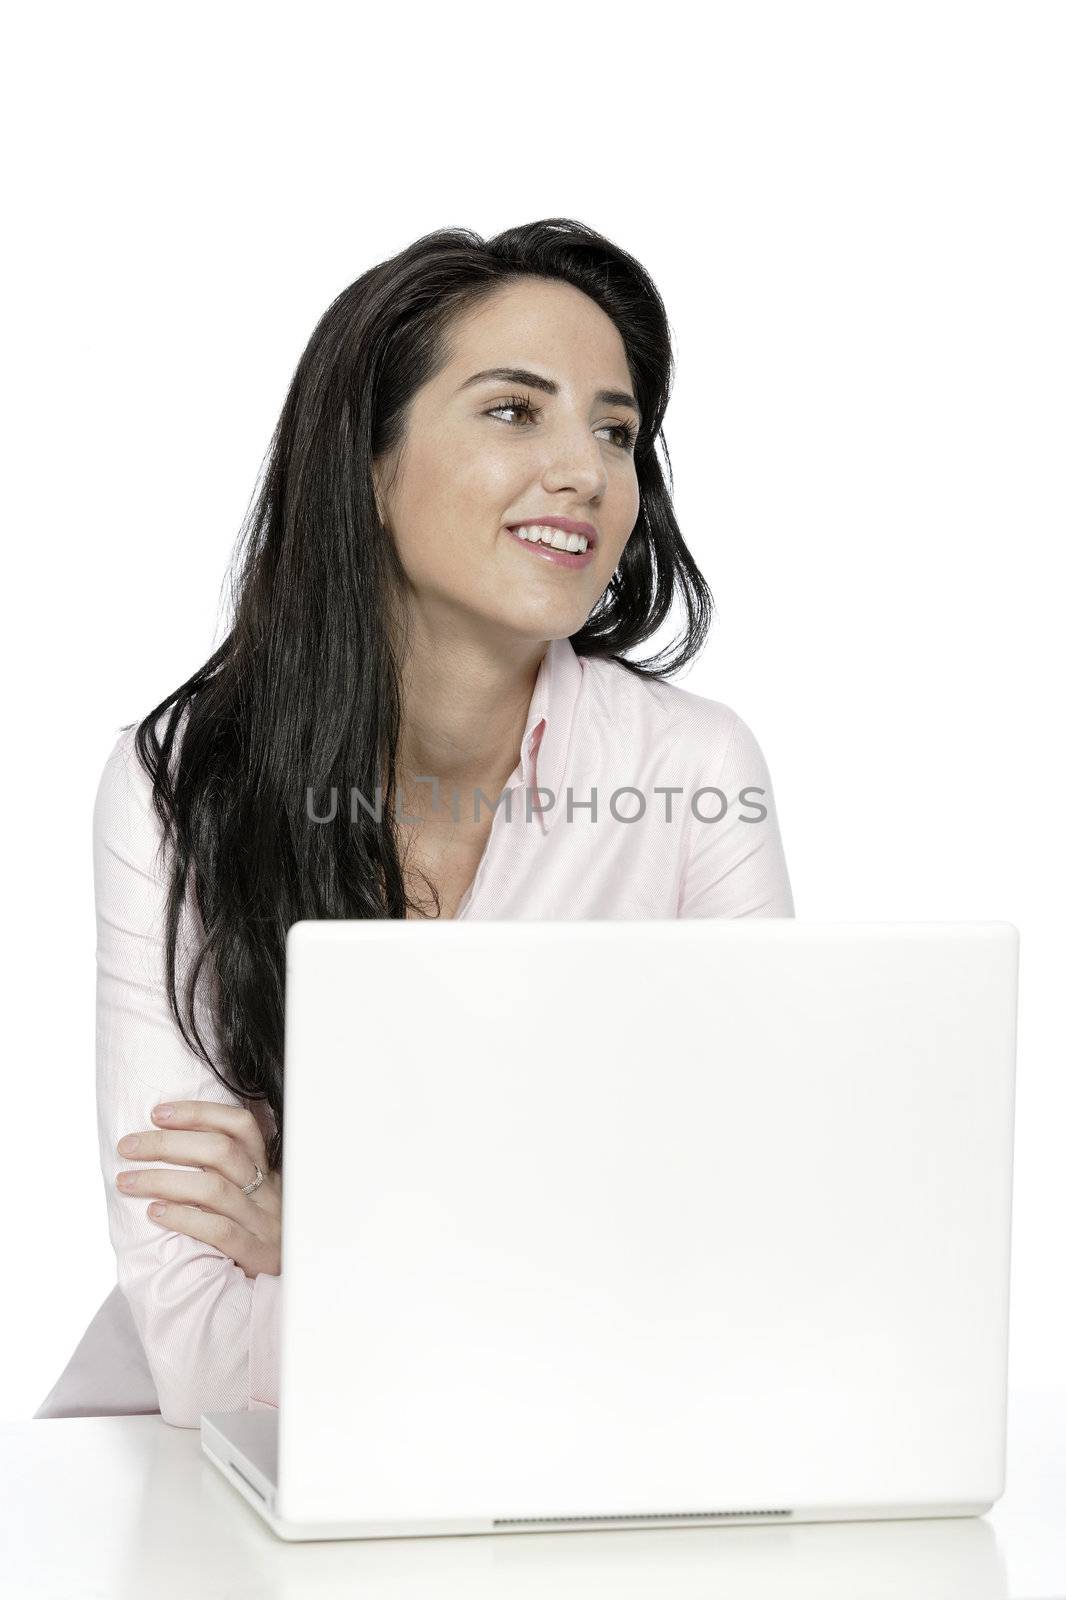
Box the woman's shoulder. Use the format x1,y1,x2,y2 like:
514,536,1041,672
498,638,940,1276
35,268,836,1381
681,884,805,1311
579,652,753,763
99,702,190,777
93,705,190,853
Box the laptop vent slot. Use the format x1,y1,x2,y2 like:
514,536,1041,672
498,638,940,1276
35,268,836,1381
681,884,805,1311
494,1507,794,1527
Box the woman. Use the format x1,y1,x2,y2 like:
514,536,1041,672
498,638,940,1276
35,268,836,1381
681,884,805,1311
96,218,795,1428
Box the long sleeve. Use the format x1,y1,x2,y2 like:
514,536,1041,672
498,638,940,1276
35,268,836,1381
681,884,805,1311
678,708,796,918
94,723,281,1428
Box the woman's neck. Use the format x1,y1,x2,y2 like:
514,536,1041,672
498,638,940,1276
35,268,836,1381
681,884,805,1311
395,620,548,821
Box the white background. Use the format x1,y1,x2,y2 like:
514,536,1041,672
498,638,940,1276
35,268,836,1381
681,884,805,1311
1,2,1061,1422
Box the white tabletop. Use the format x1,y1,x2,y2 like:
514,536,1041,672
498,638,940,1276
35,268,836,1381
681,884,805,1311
3,1387,1064,1598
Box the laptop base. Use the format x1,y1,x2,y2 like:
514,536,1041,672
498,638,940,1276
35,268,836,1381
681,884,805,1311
201,1412,994,1544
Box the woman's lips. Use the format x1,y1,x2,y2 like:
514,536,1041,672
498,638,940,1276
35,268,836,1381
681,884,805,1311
504,526,595,569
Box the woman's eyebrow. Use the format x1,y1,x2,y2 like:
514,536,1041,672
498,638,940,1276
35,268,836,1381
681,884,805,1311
456,366,642,425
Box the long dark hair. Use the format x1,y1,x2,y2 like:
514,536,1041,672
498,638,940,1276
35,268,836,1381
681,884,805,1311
123,217,714,1173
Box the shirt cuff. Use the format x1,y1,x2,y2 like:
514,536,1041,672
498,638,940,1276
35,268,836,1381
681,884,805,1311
249,1270,281,1410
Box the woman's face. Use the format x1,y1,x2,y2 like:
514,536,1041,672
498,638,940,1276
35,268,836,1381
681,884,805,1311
374,276,642,646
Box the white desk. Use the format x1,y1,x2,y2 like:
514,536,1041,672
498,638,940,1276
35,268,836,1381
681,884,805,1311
3,1387,1064,1598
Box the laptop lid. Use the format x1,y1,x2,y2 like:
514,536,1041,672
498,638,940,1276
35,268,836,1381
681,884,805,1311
274,920,1018,1530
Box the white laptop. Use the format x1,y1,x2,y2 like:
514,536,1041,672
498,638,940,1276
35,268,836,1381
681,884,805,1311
201,919,1019,1543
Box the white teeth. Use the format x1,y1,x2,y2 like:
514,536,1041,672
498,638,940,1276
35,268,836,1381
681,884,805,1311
514,524,589,553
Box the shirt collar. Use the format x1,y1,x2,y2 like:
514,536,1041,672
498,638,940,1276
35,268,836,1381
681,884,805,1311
518,636,584,834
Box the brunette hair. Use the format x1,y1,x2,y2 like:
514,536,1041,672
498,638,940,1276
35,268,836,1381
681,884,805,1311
124,217,714,1172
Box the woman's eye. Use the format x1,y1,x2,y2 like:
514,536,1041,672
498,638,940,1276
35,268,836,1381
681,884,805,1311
486,398,538,426
486,399,637,452
604,423,638,452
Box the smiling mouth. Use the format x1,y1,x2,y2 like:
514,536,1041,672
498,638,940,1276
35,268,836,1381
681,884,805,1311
504,525,595,569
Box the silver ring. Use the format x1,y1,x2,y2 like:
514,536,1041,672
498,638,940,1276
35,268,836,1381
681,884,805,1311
242,1161,265,1197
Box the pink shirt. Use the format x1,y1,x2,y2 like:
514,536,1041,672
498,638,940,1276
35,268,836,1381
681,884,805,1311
96,637,795,1426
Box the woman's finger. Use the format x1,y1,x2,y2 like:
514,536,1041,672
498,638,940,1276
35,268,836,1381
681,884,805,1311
116,1163,266,1230
117,1125,265,1197
150,1100,268,1169
116,1097,283,1277
145,1200,271,1278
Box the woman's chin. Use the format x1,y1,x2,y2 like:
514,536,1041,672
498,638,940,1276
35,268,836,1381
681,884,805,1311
486,597,591,641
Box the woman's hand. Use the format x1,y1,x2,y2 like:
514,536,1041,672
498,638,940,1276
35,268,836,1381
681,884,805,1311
115,1101,281,1279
